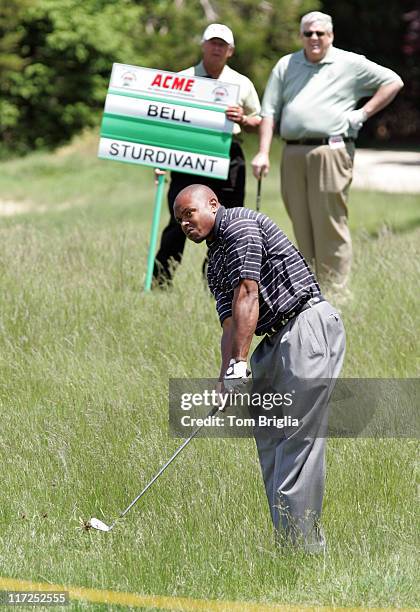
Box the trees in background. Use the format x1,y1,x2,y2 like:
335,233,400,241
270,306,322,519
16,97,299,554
1,0,418,156
0,0,317,156
0,0,30,153
0,0,144,155
321,0,420,144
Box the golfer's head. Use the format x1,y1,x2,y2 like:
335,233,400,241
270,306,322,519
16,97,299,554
174,185,220,243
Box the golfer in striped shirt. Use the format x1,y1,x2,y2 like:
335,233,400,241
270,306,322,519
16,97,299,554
174,184,346,552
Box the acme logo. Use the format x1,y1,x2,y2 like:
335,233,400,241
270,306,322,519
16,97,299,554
150,74,195,92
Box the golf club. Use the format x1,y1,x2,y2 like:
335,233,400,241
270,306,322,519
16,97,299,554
256,172,262,212
88,404,220,532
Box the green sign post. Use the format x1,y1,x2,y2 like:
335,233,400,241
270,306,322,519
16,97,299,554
98,63,239,290
144,172,165,291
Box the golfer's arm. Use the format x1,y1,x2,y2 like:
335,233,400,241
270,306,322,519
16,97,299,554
219,280,259,380
219,318,233,381
231,279,259,361
362,80,404,118
257,116,275,154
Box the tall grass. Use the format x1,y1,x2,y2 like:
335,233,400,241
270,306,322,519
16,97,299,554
0,132,418,609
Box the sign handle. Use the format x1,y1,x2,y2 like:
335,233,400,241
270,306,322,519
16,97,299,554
144,171,165,292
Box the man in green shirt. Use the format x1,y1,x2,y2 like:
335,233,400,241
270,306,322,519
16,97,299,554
252,11,403,290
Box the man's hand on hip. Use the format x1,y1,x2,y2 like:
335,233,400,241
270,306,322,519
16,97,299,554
347,108,367,130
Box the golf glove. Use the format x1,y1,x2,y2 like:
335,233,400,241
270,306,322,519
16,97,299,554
223,359,251,393
347,108,368,130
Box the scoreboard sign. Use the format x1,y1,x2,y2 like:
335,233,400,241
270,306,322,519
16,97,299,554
98,63,240,179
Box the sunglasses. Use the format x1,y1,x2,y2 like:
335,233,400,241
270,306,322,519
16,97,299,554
303,31,326,38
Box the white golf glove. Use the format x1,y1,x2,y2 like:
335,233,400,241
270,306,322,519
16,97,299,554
223,359,252,393
347,108,368,130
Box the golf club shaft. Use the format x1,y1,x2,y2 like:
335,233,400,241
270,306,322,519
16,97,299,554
256,175,262,212
118,404,220,520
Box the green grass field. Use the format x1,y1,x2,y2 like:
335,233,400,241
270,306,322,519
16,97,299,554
0,132,419,610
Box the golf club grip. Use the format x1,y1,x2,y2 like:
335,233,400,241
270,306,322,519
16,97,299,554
119,405,219,519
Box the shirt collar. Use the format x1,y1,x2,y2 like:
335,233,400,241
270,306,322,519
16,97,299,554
195,60,232,80
296,45,336,66
207,206,226,245
194,61,210,77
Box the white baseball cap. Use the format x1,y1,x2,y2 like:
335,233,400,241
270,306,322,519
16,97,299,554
202,24,234,47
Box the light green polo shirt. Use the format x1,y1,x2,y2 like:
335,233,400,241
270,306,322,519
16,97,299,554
261,46,403,139
182,61,261,136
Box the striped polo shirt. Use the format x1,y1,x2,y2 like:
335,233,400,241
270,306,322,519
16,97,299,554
207,206,320,335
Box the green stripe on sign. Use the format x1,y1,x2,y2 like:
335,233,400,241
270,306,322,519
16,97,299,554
100,114,231,157
108,88,226,114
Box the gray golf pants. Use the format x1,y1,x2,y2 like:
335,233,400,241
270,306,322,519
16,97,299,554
250,300,345,552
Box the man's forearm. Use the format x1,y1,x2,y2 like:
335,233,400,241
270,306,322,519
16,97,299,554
252,117,275,177
242,115,262,133
231,280,259,361
362,80,404,118
258,116,275,153
219,318,233,381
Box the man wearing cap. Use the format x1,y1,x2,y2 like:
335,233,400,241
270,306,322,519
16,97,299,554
153,23,261,285
252,11,403,290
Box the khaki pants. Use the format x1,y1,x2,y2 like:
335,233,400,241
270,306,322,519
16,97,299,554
281,143,355,288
